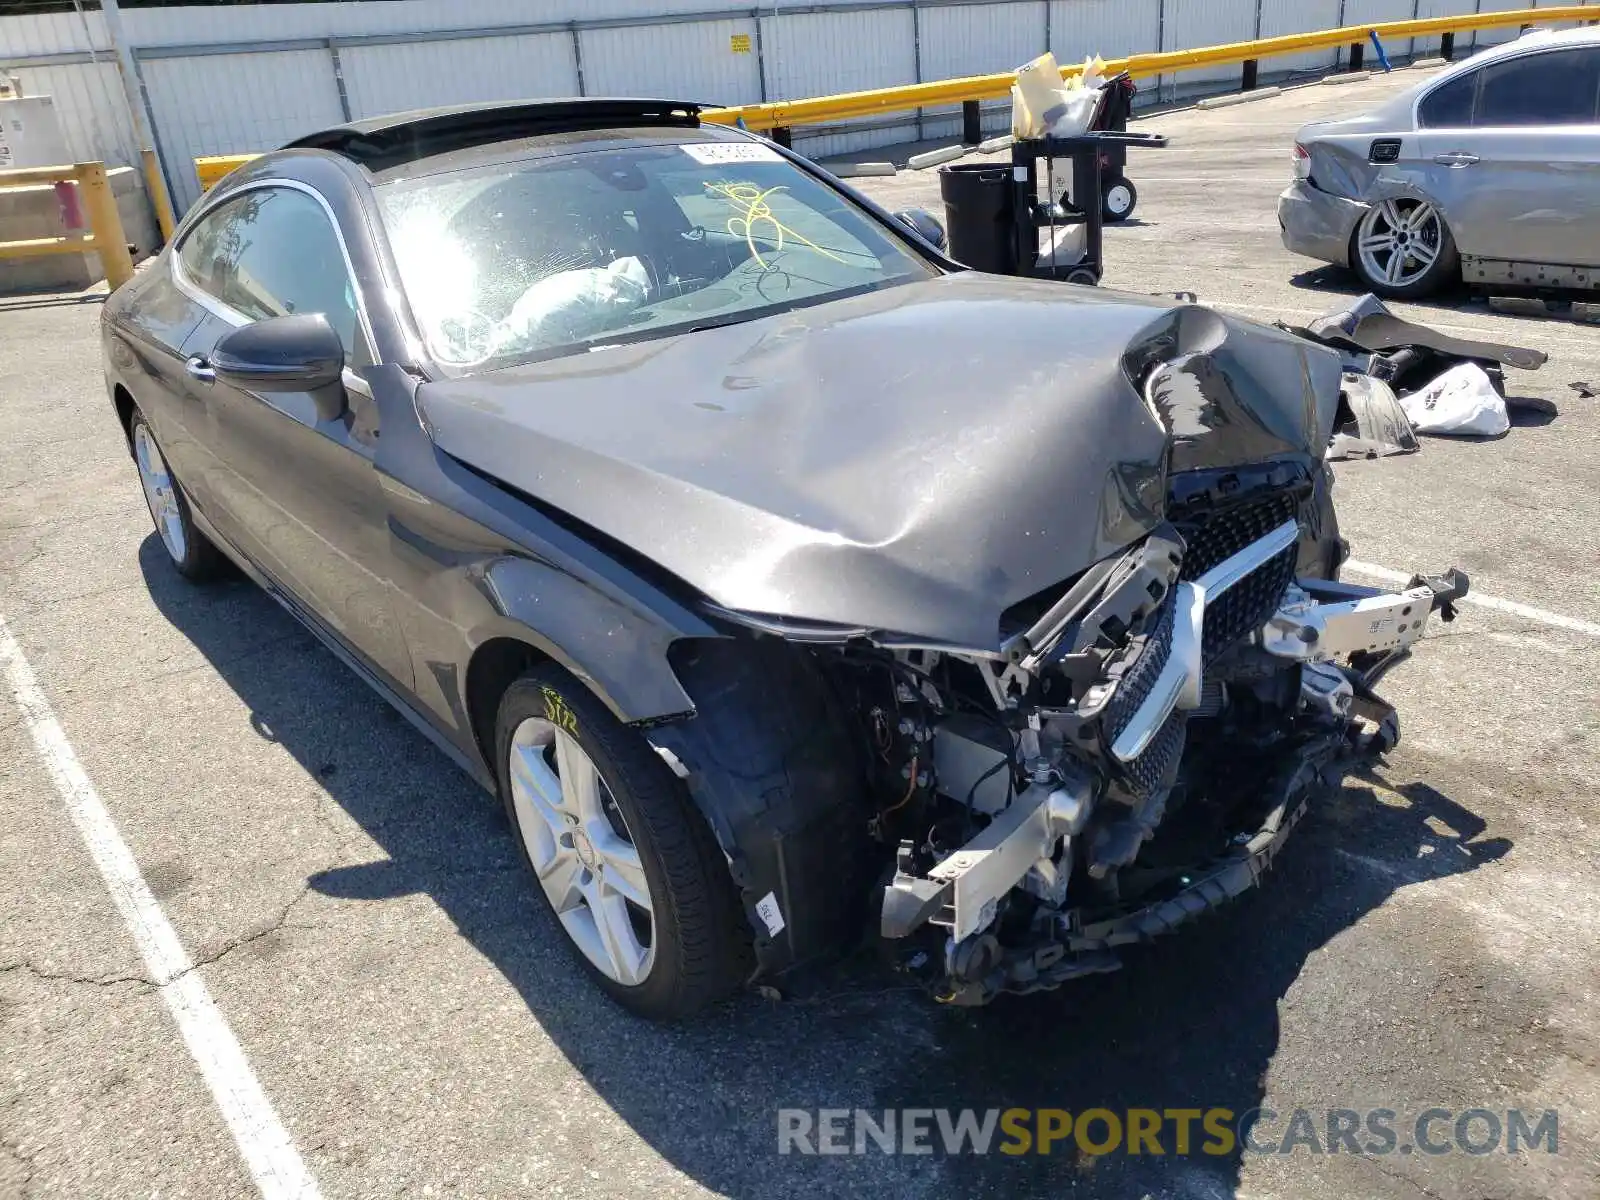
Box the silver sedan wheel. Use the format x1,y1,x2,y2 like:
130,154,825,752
508,717,656,985
133,422,188,563
1357,198,1444,288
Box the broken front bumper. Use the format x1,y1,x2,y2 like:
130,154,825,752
881,549,1469,975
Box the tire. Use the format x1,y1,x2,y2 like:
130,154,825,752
1102,176,1137,223
129,409,229,582
1066,267,1100,287
1350,196,1458,299
494,664,749,1020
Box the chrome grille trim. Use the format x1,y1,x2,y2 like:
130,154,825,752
1195,519,1301,599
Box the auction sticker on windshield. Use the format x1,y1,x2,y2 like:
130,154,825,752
681,142,785,164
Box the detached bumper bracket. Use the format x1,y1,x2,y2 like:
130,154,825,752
1409,568,1470,622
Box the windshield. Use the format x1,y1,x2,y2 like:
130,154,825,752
376,139,938,371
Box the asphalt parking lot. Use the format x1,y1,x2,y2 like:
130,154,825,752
3,67,1598,1200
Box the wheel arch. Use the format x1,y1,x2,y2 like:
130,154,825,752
112,383,137,454
647,636,878,979
464,635,552,782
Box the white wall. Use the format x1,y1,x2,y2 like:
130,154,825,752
2,0,1590,212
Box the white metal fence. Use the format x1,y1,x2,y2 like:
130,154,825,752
1,0,1592,213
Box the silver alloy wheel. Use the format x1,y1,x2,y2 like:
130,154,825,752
1105,183,1133,216
133,422,188,563
1357,198,1444,288
508,717,656,985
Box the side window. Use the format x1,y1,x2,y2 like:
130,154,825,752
1418,72,1477,129
1475,49,1600,127
177,187,361,352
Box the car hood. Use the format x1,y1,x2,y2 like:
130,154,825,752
418,273,1340,649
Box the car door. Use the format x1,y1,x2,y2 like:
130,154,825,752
1416,45,1600,266
174,182,414,693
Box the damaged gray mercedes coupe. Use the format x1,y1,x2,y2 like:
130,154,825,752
104,100,1468,1018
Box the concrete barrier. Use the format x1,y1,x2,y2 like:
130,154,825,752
1196,86,1282,109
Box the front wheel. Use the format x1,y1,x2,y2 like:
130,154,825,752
494,666,750,1019
1351,197,1458,299
130,410,229,581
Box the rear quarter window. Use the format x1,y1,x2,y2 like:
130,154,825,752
1418,72,1476,128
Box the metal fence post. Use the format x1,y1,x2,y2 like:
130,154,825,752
570,24,586,95
327,42,352,121
911,0,923,142
754,13,769,101
98,0,176,240
76,161,134,290
1156,0,1168,101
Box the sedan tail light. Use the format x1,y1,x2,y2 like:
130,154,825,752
1292,143,1312,180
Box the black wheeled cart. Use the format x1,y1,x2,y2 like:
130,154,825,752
1009,131,1167,285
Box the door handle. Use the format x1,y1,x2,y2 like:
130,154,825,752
184,356,216,383
1433,152,1479,167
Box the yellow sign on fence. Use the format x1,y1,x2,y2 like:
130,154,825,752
730,33,752,54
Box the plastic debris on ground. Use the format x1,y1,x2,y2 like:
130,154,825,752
1328,373,1419,460
1276,293,1546,458
1397,362,1510,438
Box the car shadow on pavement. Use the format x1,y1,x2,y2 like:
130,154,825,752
141,536,1514,1199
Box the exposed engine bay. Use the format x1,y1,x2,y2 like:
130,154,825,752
820,473,1468,1006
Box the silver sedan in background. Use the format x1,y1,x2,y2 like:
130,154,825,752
1279,27,1600,298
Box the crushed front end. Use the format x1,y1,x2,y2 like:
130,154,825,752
866,468,1467,1005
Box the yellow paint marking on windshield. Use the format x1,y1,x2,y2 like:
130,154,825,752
704,181,847,269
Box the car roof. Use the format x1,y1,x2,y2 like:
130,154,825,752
284,98,708,172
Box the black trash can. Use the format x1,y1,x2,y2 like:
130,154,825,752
938,162,1015,274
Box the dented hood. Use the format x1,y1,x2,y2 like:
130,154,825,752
419,273,1340,649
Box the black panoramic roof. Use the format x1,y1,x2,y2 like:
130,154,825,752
285,98,706,171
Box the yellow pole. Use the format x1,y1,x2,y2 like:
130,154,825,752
141,148,176,241
75,161,135,291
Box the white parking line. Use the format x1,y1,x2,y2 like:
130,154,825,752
1345,562,1600,639
0,614,322,1200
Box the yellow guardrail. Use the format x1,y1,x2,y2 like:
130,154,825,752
0,161,135,290
192,5,1593,192
708,5,1594,130
195,154,251,193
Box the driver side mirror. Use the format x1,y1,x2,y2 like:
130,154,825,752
212,313,347,422
893,207,948,252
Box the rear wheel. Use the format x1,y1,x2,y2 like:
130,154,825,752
129,410,228,581
494,665,748,1019
1352,197,1458,299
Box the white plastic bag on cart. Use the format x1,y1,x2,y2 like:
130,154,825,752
1011,52,1101,139
1398,362,1511,437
